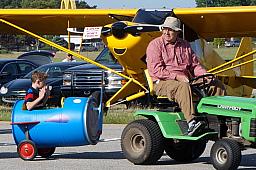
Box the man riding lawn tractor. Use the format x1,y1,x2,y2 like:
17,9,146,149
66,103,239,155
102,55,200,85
120,17,252,170
146,17,225,136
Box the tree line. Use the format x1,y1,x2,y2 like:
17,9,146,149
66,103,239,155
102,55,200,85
196,0,256,7
0,0,96,52
0,0,96,9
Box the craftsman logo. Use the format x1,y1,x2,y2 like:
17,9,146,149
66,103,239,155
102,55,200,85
217,105,241,111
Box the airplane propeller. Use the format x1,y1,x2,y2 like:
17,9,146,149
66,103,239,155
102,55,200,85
101,21,161,39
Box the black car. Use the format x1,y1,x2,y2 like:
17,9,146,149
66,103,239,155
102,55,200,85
0,61,85,106
0,50,55,87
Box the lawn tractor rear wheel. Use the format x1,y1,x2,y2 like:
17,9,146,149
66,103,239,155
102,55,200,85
121,119,164,165
164,139,206,162
210,139,241,170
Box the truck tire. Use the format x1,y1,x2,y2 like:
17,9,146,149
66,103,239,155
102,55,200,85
121,119,164,165
164,139,206,162
210,139,241,170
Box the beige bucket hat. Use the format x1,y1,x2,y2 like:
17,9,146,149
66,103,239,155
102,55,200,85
162,16,182,32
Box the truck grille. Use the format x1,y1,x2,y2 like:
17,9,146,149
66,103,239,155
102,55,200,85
250,118,256,137
73,71,104,87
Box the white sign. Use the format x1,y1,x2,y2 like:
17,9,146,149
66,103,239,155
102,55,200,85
83,27,102,39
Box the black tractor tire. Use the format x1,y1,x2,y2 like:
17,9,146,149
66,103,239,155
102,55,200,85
121,119,164,165
210,139,241,170
164,139,206,162
37,147,55,158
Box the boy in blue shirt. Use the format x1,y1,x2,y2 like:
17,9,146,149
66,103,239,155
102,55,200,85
24,71,50,110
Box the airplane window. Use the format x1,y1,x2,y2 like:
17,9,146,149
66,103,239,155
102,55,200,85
190,39,204,59
133,9,172,25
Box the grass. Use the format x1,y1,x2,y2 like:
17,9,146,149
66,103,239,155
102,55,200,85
103,104,138,124
0,103,139,124
0,104,12,121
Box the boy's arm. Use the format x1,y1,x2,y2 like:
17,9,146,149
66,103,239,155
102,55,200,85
26,96,44,111
26,87,46,111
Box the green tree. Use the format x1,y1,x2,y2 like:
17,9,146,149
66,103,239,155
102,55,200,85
213,38,225,48
76,0,97,9
0,0,21,8
195,0,253,7
21,0,59,9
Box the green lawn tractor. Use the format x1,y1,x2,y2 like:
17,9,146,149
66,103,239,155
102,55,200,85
121,74,256,170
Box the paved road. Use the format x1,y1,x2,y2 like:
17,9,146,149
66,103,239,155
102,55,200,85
0,121,255,170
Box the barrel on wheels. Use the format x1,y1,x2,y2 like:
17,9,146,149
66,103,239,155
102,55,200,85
12,97,102,160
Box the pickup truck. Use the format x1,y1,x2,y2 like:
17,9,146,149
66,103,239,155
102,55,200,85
61,48,124,104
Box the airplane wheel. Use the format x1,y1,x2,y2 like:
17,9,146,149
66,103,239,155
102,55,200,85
37,147,55,158
121,119,164,165
210,139,241,170
164,139,206,162
17,140,37,161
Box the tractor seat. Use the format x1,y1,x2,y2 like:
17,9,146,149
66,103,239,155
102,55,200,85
144,69,168,98
144,69,179,109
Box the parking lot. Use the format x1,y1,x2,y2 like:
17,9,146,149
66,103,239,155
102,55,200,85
0,121,255,170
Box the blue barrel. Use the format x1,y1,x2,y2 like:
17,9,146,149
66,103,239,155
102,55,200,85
12,97,102,148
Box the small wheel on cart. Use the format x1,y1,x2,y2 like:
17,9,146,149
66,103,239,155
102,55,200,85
210,139,241,170
17,140,37,161
38,147,56,158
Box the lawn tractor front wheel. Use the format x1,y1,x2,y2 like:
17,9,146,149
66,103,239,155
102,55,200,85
210,139,241,170
121,119,164,165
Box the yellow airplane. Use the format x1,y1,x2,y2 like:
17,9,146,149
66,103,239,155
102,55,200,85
0,5,256,107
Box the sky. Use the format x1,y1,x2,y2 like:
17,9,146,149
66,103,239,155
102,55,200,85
85,0,197,9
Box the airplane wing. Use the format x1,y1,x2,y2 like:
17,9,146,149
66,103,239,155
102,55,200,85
174,6,256,38
0,9,138,35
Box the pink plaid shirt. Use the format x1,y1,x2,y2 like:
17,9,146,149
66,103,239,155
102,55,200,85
146,36,207,82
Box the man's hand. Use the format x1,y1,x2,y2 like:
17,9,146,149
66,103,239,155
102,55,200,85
176,74,189,83
203,73,215,83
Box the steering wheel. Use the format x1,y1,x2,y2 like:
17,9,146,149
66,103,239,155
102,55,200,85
189,73,215,98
